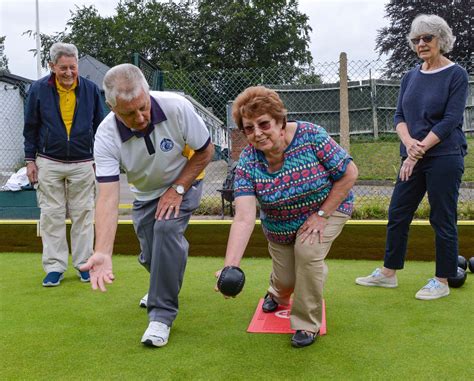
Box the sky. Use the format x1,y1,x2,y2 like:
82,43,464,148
0,0,389,80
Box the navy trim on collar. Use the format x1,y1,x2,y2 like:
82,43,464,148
116,95,167,143
150,96,167,125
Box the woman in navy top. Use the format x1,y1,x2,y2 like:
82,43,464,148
356,14,469,300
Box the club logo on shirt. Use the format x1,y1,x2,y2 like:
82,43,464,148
160,138,174,152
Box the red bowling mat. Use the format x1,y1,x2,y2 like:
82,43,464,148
247,298,326,335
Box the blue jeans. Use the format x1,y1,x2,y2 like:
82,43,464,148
384,155,464,278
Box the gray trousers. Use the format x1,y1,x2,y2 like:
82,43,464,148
132,181,203,326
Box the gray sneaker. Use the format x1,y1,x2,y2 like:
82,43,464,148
355,268,398,288
415,278,450,300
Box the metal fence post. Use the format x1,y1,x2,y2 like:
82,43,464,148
339,52,350,152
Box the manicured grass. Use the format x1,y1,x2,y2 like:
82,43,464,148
350,140,401,180
350,137,474,181
1,253,473,380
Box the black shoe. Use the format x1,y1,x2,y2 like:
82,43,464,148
262,293,278,313
291,330,318,348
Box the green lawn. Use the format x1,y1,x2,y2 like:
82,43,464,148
1,254,473,380
350,137,474,181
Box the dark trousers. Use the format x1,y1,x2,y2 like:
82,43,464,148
384,155,464,278
132,181,203,326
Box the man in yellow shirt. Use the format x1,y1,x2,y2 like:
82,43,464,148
23,42,104,287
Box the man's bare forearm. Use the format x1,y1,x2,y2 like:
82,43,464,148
94,182,120,256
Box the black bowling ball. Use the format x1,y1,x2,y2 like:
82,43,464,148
447,267,467,288
468,257,474,273
217,266,245,297
457,255,467,271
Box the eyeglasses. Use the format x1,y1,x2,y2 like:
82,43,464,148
410,35,435,45
242,120,273,135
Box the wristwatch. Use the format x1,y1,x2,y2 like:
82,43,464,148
171,184,185,195
317,210,329,219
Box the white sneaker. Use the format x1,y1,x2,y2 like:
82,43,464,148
141,321,170,347
139,293,148,308
415,278,450,300
355,268,398,288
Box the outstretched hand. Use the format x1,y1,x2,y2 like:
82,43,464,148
80,253,115,292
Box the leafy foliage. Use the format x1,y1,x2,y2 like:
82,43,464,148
0,35,10,72
31,0,313,73
192,0,312,70
376,0,473,77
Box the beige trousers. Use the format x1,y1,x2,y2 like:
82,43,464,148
267,211,349,333
36,157,95,273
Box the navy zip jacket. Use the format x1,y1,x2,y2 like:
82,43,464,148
23,73,104,162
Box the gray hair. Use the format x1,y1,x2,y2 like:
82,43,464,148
49,42,79,64
103,64,150,107
407,14,455,54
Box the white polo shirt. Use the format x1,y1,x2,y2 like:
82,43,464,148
94,91,210,201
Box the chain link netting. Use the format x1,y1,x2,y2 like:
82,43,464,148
0,76,31,187
1,57,472,218
162,57,473,217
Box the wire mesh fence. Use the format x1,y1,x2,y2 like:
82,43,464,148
0,57,473,218
0,73,32,188
161,56,473,217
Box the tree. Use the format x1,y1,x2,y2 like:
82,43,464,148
33,0,313,72
25,1,194,70
31,0,317,123
376,0,473,77
0,36,10,72
191,0,313,70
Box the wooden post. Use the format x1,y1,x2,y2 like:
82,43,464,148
370,70,379,140
339,52,350,152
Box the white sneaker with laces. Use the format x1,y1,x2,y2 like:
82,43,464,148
355,268,398,288
139,293,148,308
141,321,170,347
415,278,450,300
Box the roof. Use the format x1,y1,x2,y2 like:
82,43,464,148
78,55,110,90
0,70,34,85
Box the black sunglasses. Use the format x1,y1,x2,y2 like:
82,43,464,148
410,35,435,45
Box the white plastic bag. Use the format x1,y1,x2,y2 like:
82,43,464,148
1,167,30,191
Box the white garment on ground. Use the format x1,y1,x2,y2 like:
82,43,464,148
1,167,30,191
